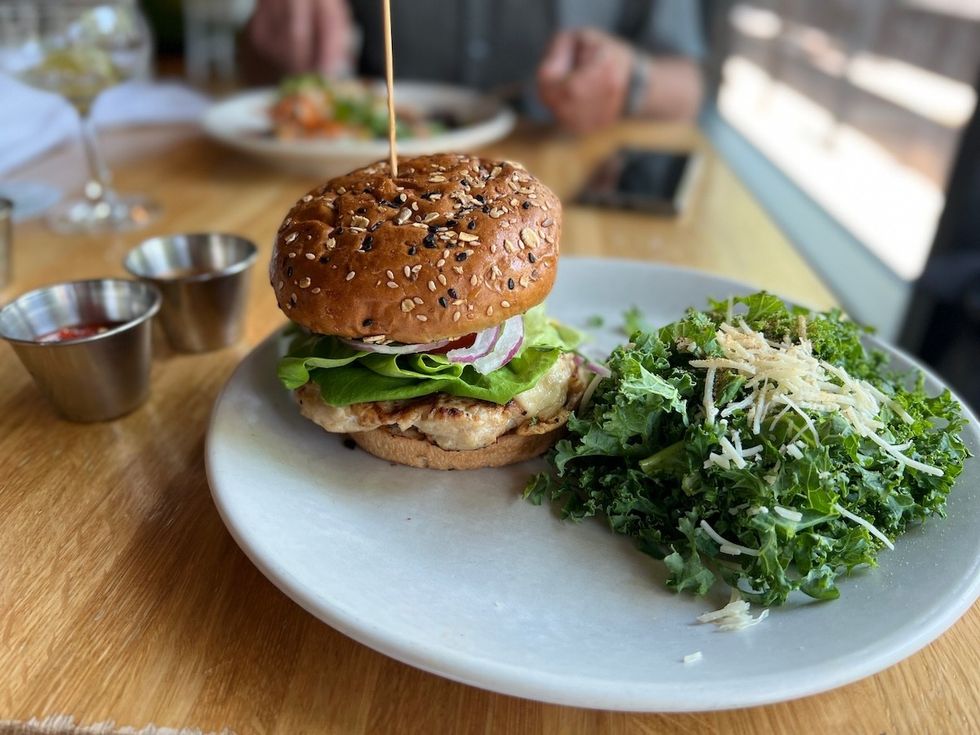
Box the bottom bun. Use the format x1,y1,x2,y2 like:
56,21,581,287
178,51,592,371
349,425,565,470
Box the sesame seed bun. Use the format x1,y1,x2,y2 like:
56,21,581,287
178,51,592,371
270,153,560,343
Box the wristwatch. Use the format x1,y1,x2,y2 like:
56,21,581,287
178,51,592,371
625,51,651,116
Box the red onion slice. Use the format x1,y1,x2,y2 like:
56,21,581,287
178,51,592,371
340,337,451,355
446,325,500,363
472,316,525,375
584,359,612,378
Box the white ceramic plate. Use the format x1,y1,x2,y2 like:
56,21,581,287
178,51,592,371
206,258,980,711
202,82,516,176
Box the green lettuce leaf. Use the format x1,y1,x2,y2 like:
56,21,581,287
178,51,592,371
277,304,581,406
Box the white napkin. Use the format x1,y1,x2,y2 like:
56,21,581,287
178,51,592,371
0,75,211,176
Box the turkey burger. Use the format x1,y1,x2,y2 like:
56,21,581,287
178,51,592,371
272,153,583,469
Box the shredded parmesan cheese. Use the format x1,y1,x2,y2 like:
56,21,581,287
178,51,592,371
689,319,942,476
697,589,769,631
773,505,803,522
699,520,760,556
834,502,895,550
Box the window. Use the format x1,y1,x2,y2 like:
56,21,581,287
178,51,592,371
717,1,978,281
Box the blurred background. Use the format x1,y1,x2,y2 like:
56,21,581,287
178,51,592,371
1,0,978,407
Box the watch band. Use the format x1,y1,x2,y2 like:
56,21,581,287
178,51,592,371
625,52,650,116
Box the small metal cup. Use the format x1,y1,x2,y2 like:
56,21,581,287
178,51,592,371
124,233,258,352
0,279,162,422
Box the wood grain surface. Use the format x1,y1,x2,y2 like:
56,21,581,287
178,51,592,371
1,122,976,735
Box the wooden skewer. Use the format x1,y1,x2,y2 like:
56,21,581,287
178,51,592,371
382,0,397,177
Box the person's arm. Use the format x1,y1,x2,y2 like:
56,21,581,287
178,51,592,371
537,28,703,134
244,0,354,78
627,53,703,122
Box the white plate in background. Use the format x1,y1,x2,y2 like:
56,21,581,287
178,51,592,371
203,81,516,176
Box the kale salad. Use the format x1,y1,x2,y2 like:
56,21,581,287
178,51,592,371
526,294,971,606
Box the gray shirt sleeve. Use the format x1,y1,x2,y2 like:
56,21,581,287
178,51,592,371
633,0,706,60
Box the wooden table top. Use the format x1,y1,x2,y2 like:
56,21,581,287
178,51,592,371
2,122,976,735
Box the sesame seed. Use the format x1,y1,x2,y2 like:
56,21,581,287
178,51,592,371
436,258,446,268
401,299,415,312
429,174,446,183
437,273,448,286
304,252,316,260
386,270,395,280
403,265,411,278
438,297,447,308
501,300,510,308
346,271,356,281
542,217,554,227
486,306,494,316
386,281,398,289
528,252,537,263
470,274,480,286
507,278,515,289
311,287,321,294
299,277,311,288
287,252,297,259
277,280,283,289
453,266,464,275
520,228,540,249
453,311,461,322
427,280,437,292
416,314,428,321
285,232,298,243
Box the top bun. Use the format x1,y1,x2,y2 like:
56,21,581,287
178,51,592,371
270,153,561,343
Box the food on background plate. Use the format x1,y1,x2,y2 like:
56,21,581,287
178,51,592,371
272,153,584,469
527,294,971,606
270,75,456,141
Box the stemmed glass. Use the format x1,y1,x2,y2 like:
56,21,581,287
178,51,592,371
0,1,160,233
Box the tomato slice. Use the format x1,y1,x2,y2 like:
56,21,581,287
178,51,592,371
429,333,476,354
